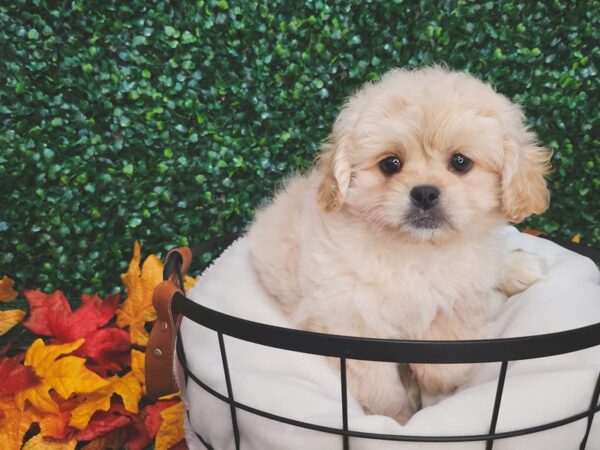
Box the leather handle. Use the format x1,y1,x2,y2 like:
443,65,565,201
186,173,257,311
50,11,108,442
145,246,193,400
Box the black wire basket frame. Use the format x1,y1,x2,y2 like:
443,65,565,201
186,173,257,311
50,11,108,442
164,233,600,450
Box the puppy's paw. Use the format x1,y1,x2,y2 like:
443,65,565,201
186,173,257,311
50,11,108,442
498,249,547,297
410,362,474,396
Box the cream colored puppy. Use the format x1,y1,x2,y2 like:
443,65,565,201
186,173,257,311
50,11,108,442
247,67,551,423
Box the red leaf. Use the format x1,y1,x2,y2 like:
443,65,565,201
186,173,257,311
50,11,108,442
23,290,128,374
76,328,131,376
123,414,152,450
0,354,40,395
124,400,178,450
145,400,179,438
24,290,120,342
23,290,71,336
73,404,132,441
170,439,189,450
53,293,120,341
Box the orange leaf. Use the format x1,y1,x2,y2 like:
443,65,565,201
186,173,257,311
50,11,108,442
572,233,581,244
69,371,142,429
116,242,164,346
22,433,77,450
0,309,26,335
155,401,185,450
0,395,43,449
38,408,72,439
0,275,18,302
15,339,109,413
116,242,196,346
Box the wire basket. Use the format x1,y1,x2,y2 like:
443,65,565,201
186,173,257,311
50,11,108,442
161,234,600,450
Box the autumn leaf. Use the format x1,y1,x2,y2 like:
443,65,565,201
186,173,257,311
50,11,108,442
23,290,119,340
22,433,77,450
0,355,40,395
23,290,71,336
0,275,18,302
116,242,164,346
116,242,196,346
156,401,186,450
23,291,130,374
38,407,73,440
83,427,130,450
125,399,178,450
0,395,43,450
74,404,133,441
572,233,581,243
69,371,142,429
0,309,26,335
77,327,131,375
131,348,145,384
15,339,109,413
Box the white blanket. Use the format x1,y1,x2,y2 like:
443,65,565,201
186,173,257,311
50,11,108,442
175,228,600,450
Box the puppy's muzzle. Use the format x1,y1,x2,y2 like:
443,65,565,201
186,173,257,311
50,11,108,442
410,185,440,210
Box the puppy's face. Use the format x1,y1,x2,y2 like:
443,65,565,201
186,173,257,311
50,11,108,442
317,67,551,242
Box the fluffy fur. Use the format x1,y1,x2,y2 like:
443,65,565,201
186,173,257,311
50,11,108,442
247,67,551,423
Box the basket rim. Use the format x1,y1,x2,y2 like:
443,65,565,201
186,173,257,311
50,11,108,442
172,233,600,364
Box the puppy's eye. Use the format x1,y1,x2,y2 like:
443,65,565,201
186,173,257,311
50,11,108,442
450,153,472,173
379,156,402,175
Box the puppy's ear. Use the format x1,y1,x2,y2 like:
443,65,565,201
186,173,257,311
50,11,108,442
317,89,367,212
501,136,552,223
316,137,352,212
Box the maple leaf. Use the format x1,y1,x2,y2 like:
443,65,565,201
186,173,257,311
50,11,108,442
131,348,145,384
73,404,133,441
38,408,73,440
69,371,142,429
83,427,130,450
23,291,130,374
116,242,196,346
23,290,71,336
156,401,186,450
0,309,26,335
0,275,18,302
23,290,119,340
125,399,178,450
76,327,131,376
22,433,77,450
0,395,44,450
15,339,109,414
0,355,40,395
116,242,164,346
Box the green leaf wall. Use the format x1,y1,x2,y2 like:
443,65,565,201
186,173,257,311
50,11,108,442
1,0,598,298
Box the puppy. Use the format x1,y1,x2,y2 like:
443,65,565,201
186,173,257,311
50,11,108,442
247,66,551,423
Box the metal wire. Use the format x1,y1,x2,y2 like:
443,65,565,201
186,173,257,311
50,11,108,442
167,235,600,448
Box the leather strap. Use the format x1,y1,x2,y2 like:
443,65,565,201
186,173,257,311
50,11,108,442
145,246,192,399
166,247,192,287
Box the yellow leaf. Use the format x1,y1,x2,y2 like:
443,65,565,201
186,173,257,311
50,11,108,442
131,349,145,384
0,309,26,335
22,433,77,450
184,274,196,291
572,233,581,244
155,401,185,450
69,371,142,429
116,242,163,346
159,392,181,401
116,242,196,346
15,339,109,413
0,396,43,450
0,275,18,302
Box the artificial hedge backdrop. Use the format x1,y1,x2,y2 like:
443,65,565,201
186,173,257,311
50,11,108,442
1,0,599,299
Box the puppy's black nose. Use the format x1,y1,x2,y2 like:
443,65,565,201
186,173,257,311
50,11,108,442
410,185,440,210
